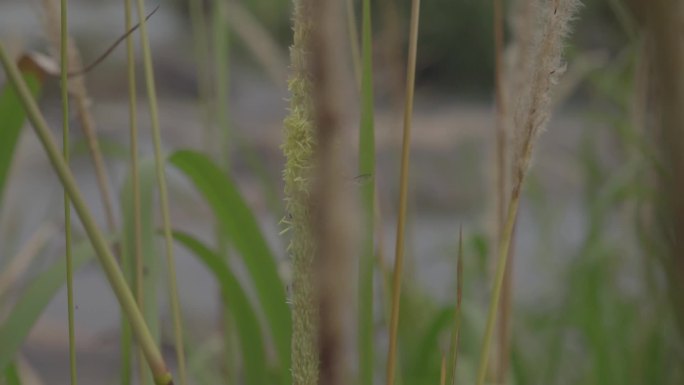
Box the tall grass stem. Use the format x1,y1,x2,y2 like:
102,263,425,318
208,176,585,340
133,1,188,383
386,0,420,383
59,1,77,383
0,43,172,385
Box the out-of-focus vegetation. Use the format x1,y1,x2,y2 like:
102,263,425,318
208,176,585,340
0,0,683,385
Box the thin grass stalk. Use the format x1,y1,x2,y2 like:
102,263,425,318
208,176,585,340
493,0,512,382
132,1,188,384
59,1,77,384
42,0,118,235
283,0,318,383
447,229,463,385
188,0,213,148
475,2,580,384
122,0,147,384
212,2,236,381
0,44,172,385
440,355,446,385
213,0,230,166
385,0,420,383
358,0,376,383
308,0,354,383
648,0,684,342
345,0,361,86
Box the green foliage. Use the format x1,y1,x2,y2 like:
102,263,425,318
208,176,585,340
169,150,291,382
172,231,269,385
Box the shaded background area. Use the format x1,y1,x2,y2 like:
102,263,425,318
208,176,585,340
1,0,681,384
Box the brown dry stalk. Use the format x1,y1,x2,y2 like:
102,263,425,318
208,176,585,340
41,0,117,234
476,1,581,384
283,0,319,384
646,0,684,340
492,0,512,381
308,0,356,384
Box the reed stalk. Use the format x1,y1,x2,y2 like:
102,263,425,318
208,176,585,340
385,0,420,384
42,0,118,235
58,1,77,383
283,0,318,383
0,43,173,385
475,1,580,384
132,1,188,383
308,0,355,383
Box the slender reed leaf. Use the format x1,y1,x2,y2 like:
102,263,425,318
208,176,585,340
133,0,188,382
386,0,421,383
172,231,268,385
58,1,78,383
358,0,376,383
168,150,291,378
0,239,97,372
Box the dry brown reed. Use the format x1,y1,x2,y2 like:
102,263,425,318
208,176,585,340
476,1,581,384
645,0,684,341
308,0,356,384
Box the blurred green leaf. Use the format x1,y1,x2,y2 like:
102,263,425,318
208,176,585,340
172,231,268,385
358,0,376,383
0,70,42,208
0,239,97,372
169,150,291,382
4,362,21,385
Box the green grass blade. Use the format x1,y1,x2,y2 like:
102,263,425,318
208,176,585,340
172,231,268,385
4,362,21,385
0,239,97,372
168,150,291,379
0,67,41,208
358,0,376,383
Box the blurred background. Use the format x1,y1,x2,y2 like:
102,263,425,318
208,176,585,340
0,0,682,384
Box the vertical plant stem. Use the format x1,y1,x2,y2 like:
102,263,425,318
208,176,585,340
0,43,172,385
122,0,147,383
358,0,375,383
59,1,77,384
493,0,512,382
132,1,187,384
309,0,354,383
447,229,463,385
345,0,362,85
188,0,213,148
385,0,420,383
476,194,520,385
212,2,235,381
283,0,318,383
440,355,446,385
213,0,230,166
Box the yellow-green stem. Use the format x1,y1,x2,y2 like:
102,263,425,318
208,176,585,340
0,43,172,385
475,191,521,385
123,0,147,383
385,0,420,384
133,1,187,384
60,1,77,384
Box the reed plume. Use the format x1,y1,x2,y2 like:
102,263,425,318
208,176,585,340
476,1,581,384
